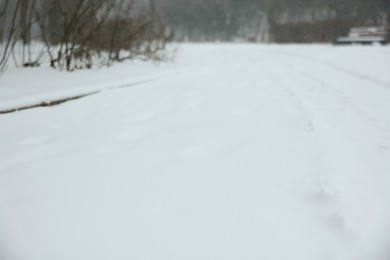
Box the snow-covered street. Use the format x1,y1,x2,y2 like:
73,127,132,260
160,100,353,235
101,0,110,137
1,44,390,260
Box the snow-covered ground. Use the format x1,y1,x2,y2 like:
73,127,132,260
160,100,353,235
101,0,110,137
1,44,390,260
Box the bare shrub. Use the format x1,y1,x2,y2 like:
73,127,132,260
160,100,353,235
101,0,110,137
33,0,172,71
0,0,172,76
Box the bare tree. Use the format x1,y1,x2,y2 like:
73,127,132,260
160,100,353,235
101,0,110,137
0,0,21,75
12,0,47,67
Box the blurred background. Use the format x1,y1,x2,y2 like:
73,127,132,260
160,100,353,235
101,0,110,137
157,0,390,43
1,0,389,73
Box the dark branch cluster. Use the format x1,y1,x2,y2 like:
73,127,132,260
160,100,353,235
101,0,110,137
0,0,172,75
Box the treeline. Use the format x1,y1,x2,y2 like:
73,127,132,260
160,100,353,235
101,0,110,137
158,0,390,42
159,0,265,42
0,0,172,75
269,0,390,43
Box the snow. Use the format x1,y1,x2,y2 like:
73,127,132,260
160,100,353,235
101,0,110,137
1,43,390,260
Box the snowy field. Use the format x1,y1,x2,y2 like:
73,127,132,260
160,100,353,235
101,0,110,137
1,44,390,260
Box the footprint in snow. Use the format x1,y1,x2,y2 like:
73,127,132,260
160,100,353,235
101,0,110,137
378,145,390,154
306,182,357,239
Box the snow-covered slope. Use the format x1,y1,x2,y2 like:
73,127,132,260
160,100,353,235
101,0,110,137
1,44,390,260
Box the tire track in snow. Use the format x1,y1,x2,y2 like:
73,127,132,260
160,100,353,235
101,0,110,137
271,50,390,169
212,54,350,246
265,57,363,251
264,53,390,254
260,50,390,154
280,54,390,150
264,49,390,90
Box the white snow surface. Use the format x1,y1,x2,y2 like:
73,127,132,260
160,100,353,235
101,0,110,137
1,44,390,260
